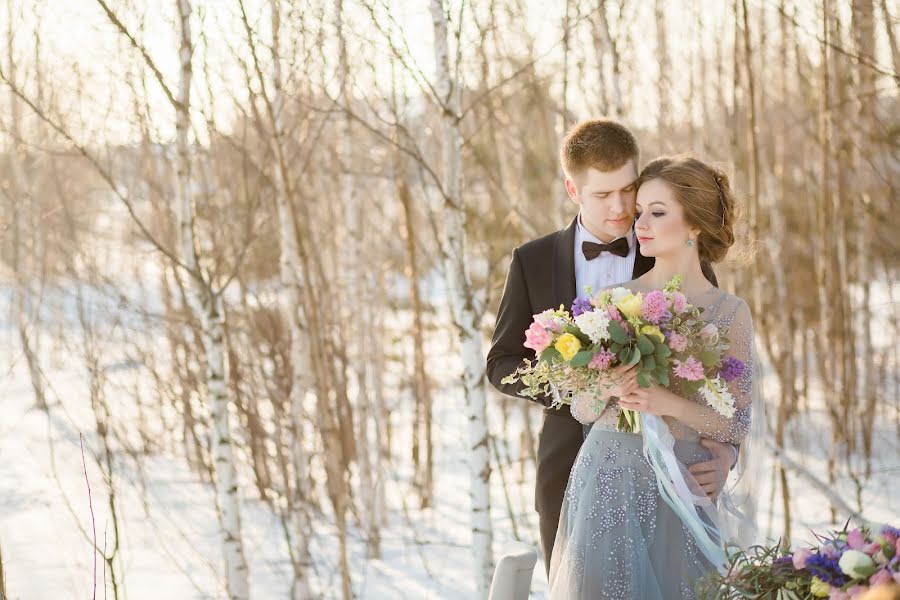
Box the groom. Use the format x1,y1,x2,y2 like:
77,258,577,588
486,119,736,575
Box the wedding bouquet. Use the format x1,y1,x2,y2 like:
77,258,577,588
500,276,745,432
696,522,900,599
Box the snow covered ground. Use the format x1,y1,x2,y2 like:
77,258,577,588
1,286,897,599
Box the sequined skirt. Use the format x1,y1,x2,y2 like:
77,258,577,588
548,424,717,600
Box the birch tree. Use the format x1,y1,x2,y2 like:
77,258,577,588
429,1,493,596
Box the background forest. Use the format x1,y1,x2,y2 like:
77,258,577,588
1,0,898,598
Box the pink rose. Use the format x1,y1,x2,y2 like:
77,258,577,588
792,548,813,570
671,292,688,313
524,322,552,354
698,323,718,342
829,589,851,600
848,528,866,551
869,568,893,587
668,332,688,353
864,542,881,557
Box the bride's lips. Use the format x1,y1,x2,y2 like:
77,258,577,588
637,236,654,243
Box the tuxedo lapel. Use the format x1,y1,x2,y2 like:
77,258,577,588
552,216,578,310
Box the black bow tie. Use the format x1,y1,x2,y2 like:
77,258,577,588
582,238,630,260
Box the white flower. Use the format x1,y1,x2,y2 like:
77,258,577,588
609,287,631,304
700,377,736,418
573,309,611,344
838,550,877,579
534,309,567,332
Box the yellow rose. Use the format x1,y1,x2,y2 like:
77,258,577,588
554,333,582,361
616,292,644,318
641,325,665,343
809,577,831,598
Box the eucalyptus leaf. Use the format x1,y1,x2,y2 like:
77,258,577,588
608,320,629,345
654,344,672,358
570,350,593,368
627,349,642,366
539,347,561,364
636,371,651,387
637,334,655,355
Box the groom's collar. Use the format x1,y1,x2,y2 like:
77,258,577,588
576,214,636,250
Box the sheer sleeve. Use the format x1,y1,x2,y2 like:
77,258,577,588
678,298,754,445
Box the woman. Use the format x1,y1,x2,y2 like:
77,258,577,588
548,155,762,599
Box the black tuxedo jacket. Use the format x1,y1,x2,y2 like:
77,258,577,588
486,216,718,514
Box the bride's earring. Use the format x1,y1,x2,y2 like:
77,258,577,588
686,238,695,248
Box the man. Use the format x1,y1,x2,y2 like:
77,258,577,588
486,119,736,575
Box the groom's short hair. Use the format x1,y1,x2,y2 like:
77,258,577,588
560,119,640,180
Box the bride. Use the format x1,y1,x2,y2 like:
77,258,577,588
548,155,764,599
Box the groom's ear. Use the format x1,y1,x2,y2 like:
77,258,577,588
565,178,580,203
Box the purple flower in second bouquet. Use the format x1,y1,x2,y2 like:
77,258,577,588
718,356,745,382
805,553,849,587
572,297,593,317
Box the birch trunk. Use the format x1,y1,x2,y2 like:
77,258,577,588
175,2,249,597
264,2,314,594
429,1,493,596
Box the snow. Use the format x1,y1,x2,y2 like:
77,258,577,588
0,287,897,599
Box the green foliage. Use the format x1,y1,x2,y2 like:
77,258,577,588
540,346,561,363
570,350,594,368
608,320,629,345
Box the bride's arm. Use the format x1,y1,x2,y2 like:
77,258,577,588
618,299,755,445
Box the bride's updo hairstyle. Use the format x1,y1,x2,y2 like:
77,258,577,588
636,155,738,263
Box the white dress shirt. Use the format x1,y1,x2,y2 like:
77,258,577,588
574,214,637,299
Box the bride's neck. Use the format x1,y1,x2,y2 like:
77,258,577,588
641,253,710,294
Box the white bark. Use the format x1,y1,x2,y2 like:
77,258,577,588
175,2,249,598
266,2,314,595
429,1,493,596
334,0,380,558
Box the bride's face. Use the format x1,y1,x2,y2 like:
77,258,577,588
634,179,699,257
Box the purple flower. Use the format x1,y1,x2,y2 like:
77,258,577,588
772,555,795,576
641,290,671,324
806,553,849,587
881,526,900,543
589,348,616,370
572,297,593,317
718,356,745,382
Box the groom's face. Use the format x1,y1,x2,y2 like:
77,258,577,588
566,163,637,243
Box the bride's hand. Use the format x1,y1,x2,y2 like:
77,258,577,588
600,364,639,399
617,383,688,417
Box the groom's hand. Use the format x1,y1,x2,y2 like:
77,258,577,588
689,439,734,501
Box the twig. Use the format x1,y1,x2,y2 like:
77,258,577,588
80,434,97,600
